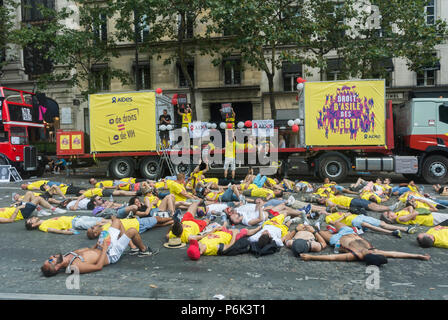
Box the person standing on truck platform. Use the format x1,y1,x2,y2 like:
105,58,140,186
159,109,172,148
178,104,192,128
224,129,236,181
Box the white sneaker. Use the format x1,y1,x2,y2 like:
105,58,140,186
287,195,295,206
53,208,67,214
284,216,291,224
37,210,51,217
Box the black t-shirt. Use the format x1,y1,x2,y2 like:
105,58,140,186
159,114,171,124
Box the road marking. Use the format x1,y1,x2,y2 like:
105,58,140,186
0,292,151,300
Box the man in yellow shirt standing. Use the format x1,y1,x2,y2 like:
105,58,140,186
224,129,236,181
178,105,192,128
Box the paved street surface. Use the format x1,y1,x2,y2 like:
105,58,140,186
1,170,448,301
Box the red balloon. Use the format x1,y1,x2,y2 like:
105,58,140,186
296,77,303,83
171,98,178,105
244,120,252,128
292,124,299,132
172,93,178,99
227,123,233,129
156,88,163,94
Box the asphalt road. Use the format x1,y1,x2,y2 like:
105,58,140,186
0,170,448,302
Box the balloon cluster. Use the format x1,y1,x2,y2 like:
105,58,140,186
288,119,301,132
159,124,173,131
296,77,307,91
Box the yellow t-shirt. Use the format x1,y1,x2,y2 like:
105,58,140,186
328,195,352,208
325,212,358,226
39,216,75,232
408,184,419,192
182,112,192,124
154,181,166,189
361,191,382,204
0,207,23,221
95,180,114,188
250,187,275,199
102,218,140,232
201,178,218,185
145,195,162,208
427,227,448,248
225,140,236,159
262,215,289,237
82,188,104,198
27,180,49,190
200,231,233,256
59,184,69,195
168,220,200,243
314,187,333,196
168,181,188,202
264,178,277,187
395,210,434,226
118,183,131,191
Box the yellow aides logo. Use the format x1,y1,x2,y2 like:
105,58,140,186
305,80,385,146
89,92,156,151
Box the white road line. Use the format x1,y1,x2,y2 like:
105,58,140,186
0,292,151,300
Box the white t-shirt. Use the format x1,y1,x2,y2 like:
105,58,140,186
248,225,284,247
234,204,268,226
206,203,229,215
67,198,91,210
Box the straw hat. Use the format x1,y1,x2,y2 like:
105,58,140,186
163,237,186,249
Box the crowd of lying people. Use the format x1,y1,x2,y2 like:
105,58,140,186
2,161,448,277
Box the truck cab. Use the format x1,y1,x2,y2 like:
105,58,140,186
396,98,448,183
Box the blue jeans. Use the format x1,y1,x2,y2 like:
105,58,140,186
392,186,410,195
219,188,239,202
263,199,285,207
137,216,157,233
157,191,170,199
116,205,128,219
433,199,448,207
253,174,267,188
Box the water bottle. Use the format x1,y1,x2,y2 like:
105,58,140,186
109,194,114,202
334,240,341,254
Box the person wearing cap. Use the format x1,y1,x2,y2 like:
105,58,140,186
300,220,431,264
283,224,327,257
165,202,212,244
187,223,261,260
417,226,448,249
40,216,153,277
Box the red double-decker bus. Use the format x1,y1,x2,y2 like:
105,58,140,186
0,87,46,176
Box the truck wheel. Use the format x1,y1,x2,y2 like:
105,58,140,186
175,162,191,177
318,155,348,182
422,155,448,184
109,157,134,179
139,158,160,180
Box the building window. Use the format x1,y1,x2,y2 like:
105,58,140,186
23,44,53,78
326,58,343,80
426,0,435,25
21,0,55,23
136,14,150,43
372,58,394,88
178,61,194,87
91,65,110,91
417,70,436,87
93,13,107,42
282,61,302,91
223,58,241,85
134,63,151,89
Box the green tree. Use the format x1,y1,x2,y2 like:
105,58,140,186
339,0,448,81
12,1,129,97
0,0,18,77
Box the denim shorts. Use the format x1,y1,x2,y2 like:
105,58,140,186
72,216,103,230
116,205,128,218
350,198,371,209
329,226,355,246
136,216,157,233
351,215,381,229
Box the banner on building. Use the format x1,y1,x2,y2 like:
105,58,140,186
252,120,274,137
89,92,156,152
304,80,386,146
